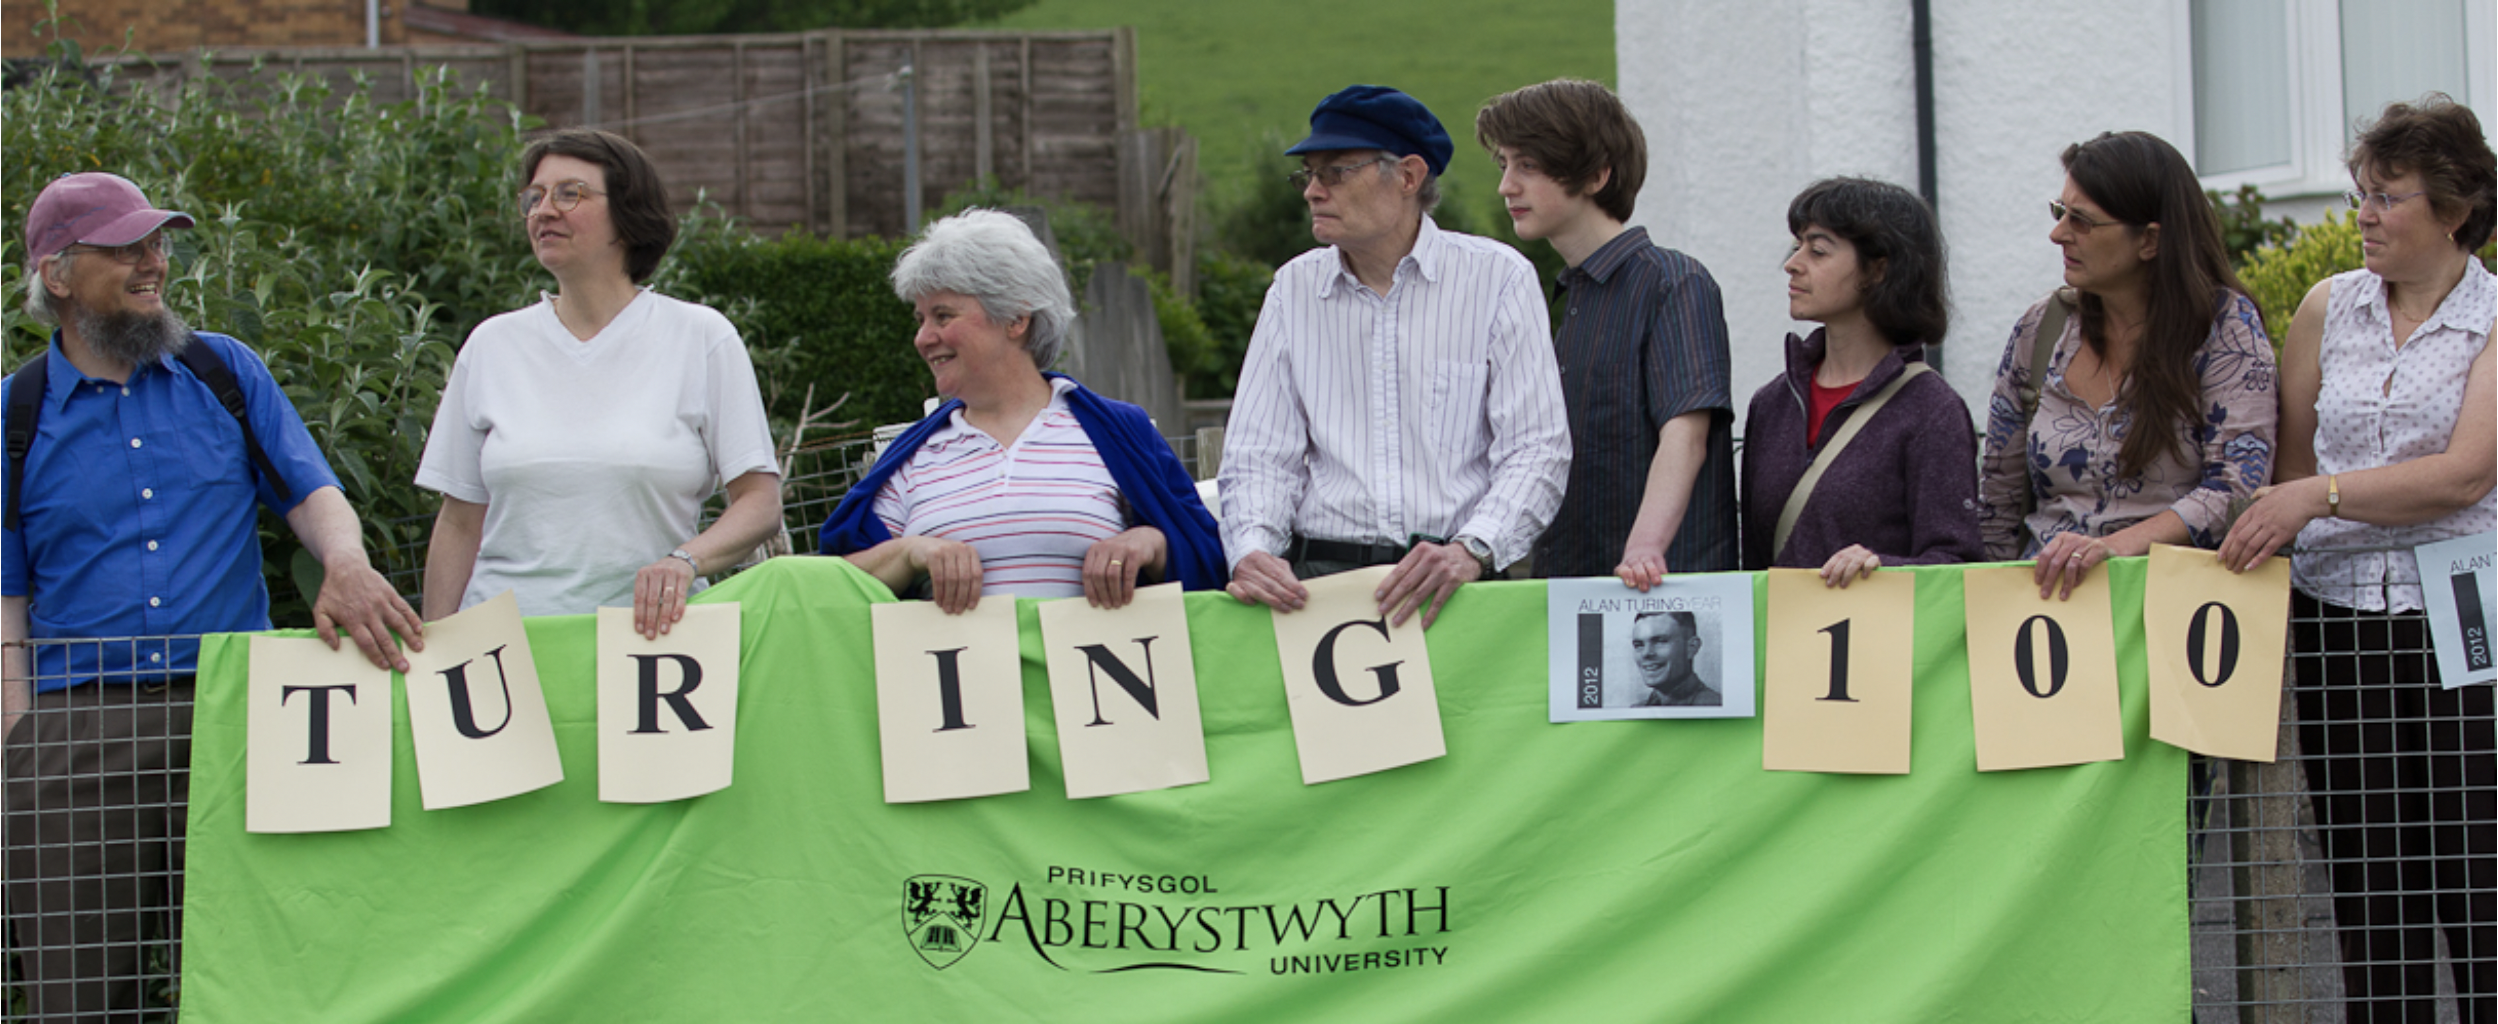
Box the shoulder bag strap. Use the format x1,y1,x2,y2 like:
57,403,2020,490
4,353,51,531
176,337,295,504
1772,362,1931,561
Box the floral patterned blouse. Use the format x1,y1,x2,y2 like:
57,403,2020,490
1978,291,2278,560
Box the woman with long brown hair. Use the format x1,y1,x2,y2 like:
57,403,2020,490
1977,130,2277,598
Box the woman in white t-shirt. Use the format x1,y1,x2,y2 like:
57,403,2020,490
2219,95,2495,1020
417,129,782,638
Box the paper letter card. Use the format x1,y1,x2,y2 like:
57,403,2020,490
1763,569,1915,773
1271,566,1445,784
1963,564,2123,771
2145,545,2290,759
597,603,743,803
1038,582,1210,799
1546,574,1757,721
400,591,565,810
872,597,1028,803
247,635,394,833
2415,531,2496,688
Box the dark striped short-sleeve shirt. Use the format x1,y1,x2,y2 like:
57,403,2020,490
1532,227,1740,577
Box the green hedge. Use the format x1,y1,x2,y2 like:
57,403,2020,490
669,231,932,432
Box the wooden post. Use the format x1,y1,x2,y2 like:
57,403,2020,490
733,41,751,216
1193,426,1224,482
973,43,994,185
1110,25,1138,134
1018,37,1034,191
581,48,599,126
1163,129,1198,296
621,43,638,141
2227,662,2316,1022
822,30,847,238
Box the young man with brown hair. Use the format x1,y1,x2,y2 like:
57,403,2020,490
1476,79,1738,585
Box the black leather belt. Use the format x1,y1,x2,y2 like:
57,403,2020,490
1286,534,1409,567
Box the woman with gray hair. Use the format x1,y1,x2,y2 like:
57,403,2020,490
818,209,1225,611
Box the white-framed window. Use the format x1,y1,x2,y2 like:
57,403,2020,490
2185,0,2494,198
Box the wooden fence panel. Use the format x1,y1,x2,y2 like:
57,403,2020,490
91,28,1187,279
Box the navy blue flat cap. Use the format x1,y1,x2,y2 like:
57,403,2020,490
1284,85,1453,177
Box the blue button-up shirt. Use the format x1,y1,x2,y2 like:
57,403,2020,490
3,331,338,688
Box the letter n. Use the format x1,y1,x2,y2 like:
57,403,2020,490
1077,638,1161,726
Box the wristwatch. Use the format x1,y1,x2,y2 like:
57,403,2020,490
1453,535,1495,576
667,548,701,574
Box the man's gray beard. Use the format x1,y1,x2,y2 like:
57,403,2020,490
71,302,191,368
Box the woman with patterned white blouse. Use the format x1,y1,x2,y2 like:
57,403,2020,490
1976,130,2277,600
2219,95,2495,1022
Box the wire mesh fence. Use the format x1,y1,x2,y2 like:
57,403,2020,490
4,442,2488,1020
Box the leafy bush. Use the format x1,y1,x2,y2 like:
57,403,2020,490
1209,134,1321,269
2237,210,2359,342
1190,250,1271,398
2236,209,2496,344
3,54,535,620
2207,183,2299,270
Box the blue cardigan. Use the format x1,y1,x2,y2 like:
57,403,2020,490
817,375,1228,592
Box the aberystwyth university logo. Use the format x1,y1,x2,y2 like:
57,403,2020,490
904,875,989,969
899,868,1454,975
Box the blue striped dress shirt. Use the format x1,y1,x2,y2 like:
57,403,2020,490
1218,216,1572,570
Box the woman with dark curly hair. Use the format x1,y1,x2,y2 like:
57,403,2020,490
1740,176,1980,584
1977,130,2277,599
2220,94,2495,1021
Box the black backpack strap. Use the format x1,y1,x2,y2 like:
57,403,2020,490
4,352,50,531
176,337,296,505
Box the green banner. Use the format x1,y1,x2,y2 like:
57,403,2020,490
181,558,2185,1023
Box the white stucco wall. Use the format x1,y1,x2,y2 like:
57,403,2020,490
1618,0,2185,432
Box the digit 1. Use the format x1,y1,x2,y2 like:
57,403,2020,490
2185,601,2240,688
2014,614,2069,699
1818,620,1855,703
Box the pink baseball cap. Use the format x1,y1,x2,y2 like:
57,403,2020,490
23,172,195,260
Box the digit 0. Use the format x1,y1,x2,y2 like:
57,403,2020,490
2014,615,2069,699
2185,601,2239,688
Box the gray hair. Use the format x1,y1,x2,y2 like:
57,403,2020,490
21,250,73,326
891,208,1076,370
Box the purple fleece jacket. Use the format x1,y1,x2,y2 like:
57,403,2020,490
1739,329,1984,571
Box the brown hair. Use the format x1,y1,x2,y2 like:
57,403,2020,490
1474,79,1646,223
520,128,678,283
2061,131,2249,480
2349,93,2497,252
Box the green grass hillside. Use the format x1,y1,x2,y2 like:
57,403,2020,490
978,0,1615,228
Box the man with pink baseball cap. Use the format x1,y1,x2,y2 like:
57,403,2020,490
4,171,423,1018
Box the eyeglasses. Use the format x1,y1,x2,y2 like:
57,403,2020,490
1288,156,1395,190
2344,189,2426,212
517,180,606,216
2049,200,2128,233
63,233,172,265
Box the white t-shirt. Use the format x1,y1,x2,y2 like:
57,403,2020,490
417,290,779,616
871,377,1126,599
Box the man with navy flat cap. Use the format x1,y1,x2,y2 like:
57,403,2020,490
3,171,421,1018
1219,85,1570,629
